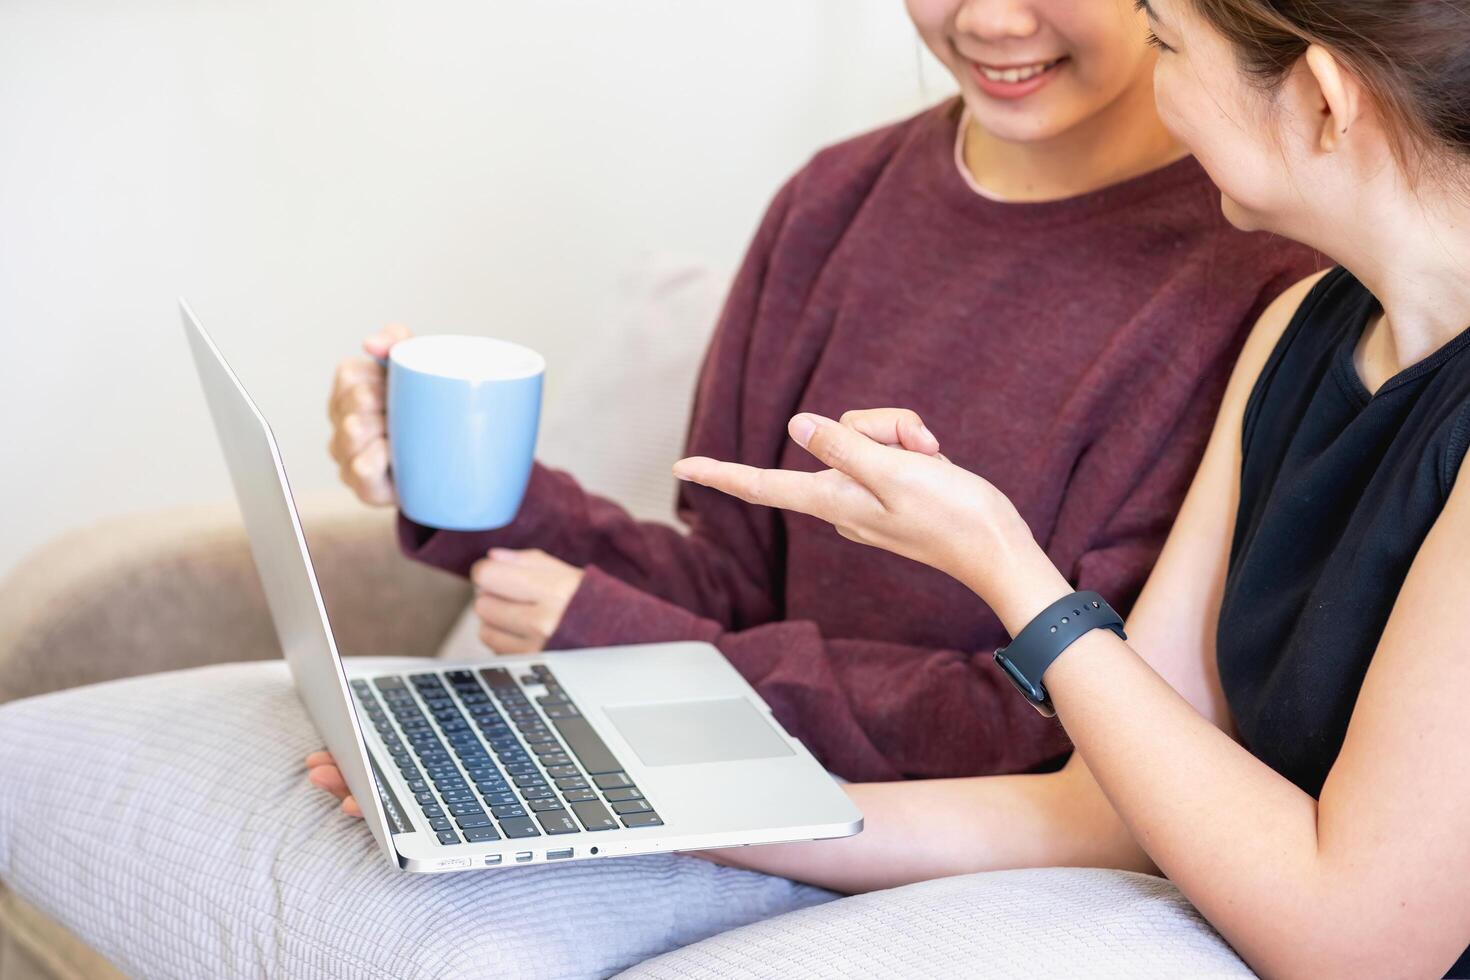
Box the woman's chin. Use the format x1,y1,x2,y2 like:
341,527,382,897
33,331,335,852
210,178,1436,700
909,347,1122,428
1219,193,1267,233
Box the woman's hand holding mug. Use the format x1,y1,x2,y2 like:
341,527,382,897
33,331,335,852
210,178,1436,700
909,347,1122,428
328,324,413,505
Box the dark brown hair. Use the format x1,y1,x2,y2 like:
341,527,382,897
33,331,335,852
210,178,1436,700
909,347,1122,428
1185,0,1470,168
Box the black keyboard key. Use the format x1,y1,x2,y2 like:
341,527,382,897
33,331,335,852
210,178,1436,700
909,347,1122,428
529,798,564,812
520,785,555,801
429,817,452,832
437,830,461,845
546,765,580,780
603,787,644,803
531,741,566,756
536,811,579,835
481,791,518,808
414,791,435,805
621,810,663,828
421,804,444,820
570,800,619,832
491,803,527,818
480,667,516,689
456,814,493,829
611,799,652,815
543,703,580,720
538,754,571,768
374,676,406,691
463,827,501,843
505,762,539,777
554,717,623,775
513,774,548,789
562,788,597,803
593,772,634,790
498,815,540,839
448,801,486,816
554,777,589,791
440,790,476,804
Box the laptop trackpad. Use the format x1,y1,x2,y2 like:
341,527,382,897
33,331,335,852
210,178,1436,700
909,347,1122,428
604,698,795,767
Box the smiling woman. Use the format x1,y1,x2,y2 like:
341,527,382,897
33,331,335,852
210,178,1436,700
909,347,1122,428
675,0,1470,975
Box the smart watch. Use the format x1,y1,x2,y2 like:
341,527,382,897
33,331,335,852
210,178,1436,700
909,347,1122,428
994,591,1125,717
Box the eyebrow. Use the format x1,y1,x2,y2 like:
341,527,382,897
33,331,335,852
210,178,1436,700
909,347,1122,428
1134,0,1168,26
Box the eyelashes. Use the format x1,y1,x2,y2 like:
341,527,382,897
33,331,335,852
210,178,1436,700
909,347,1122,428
1134,0,1173,52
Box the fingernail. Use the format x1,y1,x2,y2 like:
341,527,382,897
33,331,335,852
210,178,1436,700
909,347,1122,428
920,424,937,446
790,415,817,447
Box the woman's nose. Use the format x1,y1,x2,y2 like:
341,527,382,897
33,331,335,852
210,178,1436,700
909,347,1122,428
953,0,1041,42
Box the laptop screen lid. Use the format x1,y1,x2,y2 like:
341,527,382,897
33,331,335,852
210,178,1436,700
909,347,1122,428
180,299,401,867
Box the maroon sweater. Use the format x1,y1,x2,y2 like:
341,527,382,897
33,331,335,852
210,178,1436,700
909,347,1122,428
400,101,1321,783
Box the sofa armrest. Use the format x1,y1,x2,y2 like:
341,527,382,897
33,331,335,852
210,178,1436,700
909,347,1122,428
0,491,471,703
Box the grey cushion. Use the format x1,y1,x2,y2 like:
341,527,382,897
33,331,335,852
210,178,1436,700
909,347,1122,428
0,660,833,979
619,866,1252,979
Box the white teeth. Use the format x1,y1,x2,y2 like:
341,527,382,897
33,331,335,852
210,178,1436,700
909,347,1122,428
979,59,1056,84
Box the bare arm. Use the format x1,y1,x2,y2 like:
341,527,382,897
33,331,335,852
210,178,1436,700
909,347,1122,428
678,273,1315,892
680,269,1470,976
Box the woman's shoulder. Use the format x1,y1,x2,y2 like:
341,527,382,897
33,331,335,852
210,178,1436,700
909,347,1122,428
775,99,956,216
1208,269,1337,445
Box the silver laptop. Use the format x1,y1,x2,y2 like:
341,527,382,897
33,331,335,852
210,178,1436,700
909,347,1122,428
180,299,862,873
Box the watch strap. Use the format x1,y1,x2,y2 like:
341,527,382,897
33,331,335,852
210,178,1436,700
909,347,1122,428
994,590,1125,717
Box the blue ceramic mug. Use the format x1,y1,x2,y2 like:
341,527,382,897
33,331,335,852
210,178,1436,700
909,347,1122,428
387,335,545,530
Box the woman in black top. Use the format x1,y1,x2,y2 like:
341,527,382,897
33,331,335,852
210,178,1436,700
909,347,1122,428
673,0,1470,975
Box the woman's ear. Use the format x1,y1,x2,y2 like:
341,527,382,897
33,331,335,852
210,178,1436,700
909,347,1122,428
1303,44,1362,153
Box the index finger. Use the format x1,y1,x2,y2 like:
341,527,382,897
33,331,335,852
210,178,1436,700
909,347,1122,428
364,323,413,361
672,457,858,525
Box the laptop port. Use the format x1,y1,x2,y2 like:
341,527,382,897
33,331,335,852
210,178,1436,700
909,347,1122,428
547,848,573,861
515,851,533,863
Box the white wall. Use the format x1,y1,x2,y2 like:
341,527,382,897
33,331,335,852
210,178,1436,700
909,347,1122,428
0,0,954,577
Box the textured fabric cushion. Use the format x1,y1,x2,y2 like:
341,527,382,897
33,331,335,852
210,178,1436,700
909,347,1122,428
620,867,1252,979
0,660,832,979
436,256,726,664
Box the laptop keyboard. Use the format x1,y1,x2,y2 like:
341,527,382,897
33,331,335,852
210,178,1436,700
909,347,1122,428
348,664,662,846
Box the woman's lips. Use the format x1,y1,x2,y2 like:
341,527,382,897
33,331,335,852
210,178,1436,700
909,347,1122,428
967,57,1067,101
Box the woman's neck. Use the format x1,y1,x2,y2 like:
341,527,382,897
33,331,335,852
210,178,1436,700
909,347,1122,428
1334,180,1470,392
961,68,1187,202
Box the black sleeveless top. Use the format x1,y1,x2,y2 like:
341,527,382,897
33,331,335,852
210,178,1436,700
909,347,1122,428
1217,267,1470,976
